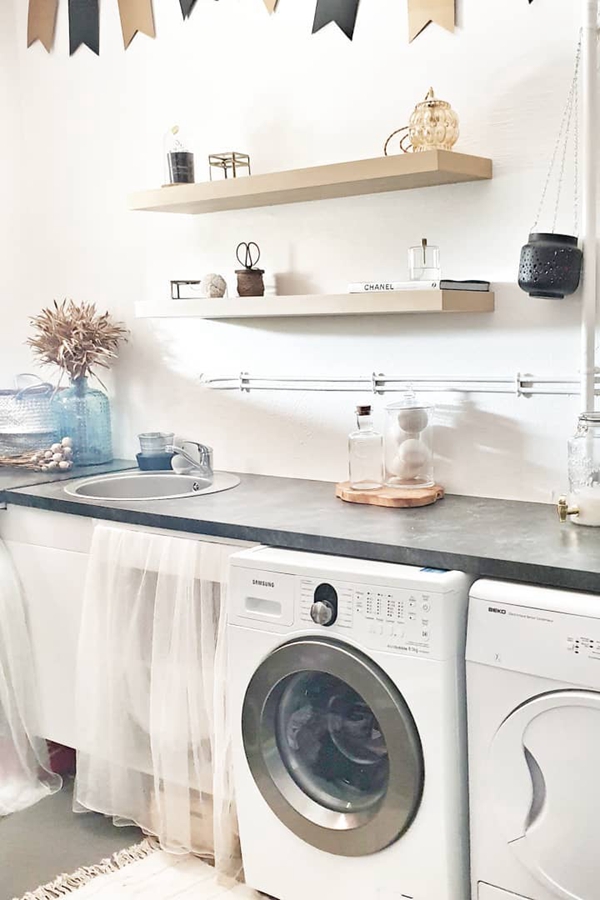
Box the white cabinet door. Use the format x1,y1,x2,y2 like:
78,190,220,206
4,540,88,748
0,507,93,748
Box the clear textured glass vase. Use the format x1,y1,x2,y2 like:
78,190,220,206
53,376,113,466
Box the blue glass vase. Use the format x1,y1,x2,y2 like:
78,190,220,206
53,376,113,466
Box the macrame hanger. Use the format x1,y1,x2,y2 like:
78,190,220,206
531,34,582,236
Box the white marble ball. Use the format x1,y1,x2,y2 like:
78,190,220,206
200,274,227,298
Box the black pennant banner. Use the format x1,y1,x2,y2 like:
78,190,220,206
179,0,198,18
69,0,99,55
312,0,361,40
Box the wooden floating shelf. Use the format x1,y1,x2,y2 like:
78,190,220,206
130,150,492,215
134,290,495,320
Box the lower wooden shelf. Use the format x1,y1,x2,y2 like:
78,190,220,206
134,290,494,320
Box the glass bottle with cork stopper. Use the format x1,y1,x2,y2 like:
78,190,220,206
348,405,384,490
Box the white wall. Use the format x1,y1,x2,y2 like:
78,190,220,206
2,0,590,501
0,1,26,378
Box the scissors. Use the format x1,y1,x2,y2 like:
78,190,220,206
236,241,261,270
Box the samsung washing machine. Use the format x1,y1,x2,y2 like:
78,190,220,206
467,579,600,900
228,546,473,900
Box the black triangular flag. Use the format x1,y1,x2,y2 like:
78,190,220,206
69,0,99,55
179,0,198,17
312,0,361,40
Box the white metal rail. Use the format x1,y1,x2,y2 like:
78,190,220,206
201,372,600,397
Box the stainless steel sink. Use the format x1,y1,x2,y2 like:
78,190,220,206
64,471,240,502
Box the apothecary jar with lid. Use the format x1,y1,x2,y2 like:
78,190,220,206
385,395,434,488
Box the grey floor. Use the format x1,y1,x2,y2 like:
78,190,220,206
0,778,142,900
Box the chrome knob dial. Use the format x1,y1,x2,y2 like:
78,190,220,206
311,600,335,626
310,583,338,627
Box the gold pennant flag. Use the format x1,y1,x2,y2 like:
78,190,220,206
27,0,59,52
263,0,279,11
408,0,455,42
118,0,156,49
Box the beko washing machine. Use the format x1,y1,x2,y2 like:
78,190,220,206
228,546,473,900
467,579,600,900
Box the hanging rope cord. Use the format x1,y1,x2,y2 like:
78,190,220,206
531,33,582,236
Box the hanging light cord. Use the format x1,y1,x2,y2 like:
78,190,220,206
531,33,582,235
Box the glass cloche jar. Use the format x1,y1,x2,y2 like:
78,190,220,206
385,393,434,489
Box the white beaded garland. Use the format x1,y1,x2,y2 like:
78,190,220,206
24,436,75,472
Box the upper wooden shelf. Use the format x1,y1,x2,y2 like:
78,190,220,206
129,150,493,215
134,290,495,320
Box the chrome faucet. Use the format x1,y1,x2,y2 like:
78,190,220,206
166,441,214,481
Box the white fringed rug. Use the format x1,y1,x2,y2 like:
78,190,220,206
13,840,262,900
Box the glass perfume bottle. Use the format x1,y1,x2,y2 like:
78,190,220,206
348,405,383,490
408,238,441,281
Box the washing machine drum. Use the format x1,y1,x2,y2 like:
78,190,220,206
242,637,424,857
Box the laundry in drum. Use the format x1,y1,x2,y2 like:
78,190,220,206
279,672,389,811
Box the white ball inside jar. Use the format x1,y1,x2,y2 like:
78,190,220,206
397,407,429,434
388,439,431,480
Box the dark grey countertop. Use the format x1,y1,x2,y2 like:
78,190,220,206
3,470,600,593
0,459,136,500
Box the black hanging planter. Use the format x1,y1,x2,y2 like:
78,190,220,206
518,233,583,299
519,37,583,301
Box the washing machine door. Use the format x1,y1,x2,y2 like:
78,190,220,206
242,637,424,857
489,690,600,900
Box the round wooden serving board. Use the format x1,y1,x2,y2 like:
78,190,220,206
336,482,445,508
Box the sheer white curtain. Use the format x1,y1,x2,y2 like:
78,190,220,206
75,525,243,880
0,539,61,815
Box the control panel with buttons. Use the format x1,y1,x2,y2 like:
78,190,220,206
566,635,600,659
299,576,441,656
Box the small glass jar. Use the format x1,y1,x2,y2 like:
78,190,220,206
348,405,383,490
566,412,600,525
164,126,195,185
409,238,441,282
385,396,434,488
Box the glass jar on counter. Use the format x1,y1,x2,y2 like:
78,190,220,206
565,412,600,526
385,396,434,488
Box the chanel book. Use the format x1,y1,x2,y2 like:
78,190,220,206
348,281,440,293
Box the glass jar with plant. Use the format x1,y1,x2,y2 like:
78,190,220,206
27,300,128,466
